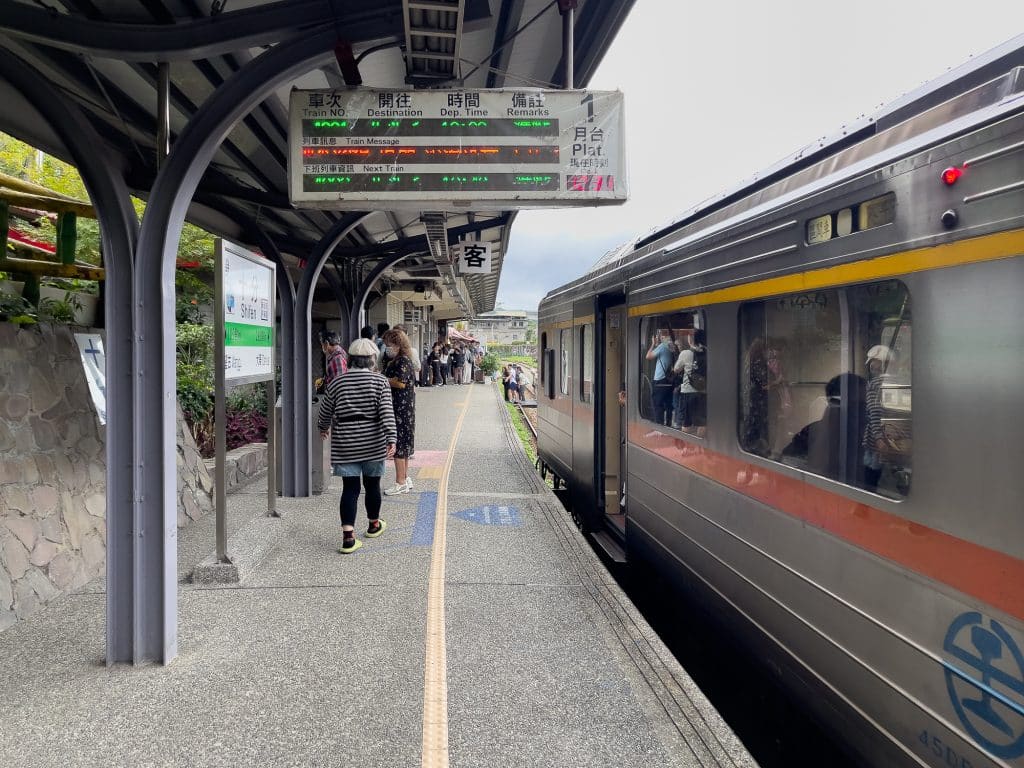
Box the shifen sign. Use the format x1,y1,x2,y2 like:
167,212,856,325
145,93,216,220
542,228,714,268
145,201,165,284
288,88,627,211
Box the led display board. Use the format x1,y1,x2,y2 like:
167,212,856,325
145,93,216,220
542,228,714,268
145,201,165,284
288,88,626,211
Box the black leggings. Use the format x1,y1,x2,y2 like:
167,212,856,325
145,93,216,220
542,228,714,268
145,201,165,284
340,475,382,527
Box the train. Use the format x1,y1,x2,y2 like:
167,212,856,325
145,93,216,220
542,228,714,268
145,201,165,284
537,37,1024,768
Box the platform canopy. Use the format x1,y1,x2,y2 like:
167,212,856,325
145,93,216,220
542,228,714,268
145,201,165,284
0,0,633,318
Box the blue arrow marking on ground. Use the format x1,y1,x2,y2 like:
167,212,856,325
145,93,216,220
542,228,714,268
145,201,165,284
453,505,520,526
410,491,438,546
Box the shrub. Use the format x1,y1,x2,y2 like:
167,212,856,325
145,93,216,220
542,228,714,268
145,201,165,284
0,292,37,325
478,352,500,376
226,409,267,450
39,291,83,323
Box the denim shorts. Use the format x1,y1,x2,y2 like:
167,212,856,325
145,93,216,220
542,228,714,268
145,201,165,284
332,460,386,477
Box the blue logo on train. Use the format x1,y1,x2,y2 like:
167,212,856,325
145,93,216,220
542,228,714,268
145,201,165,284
943,612,1024,759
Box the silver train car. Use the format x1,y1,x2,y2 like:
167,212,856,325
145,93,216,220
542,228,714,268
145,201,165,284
537,39,1024,768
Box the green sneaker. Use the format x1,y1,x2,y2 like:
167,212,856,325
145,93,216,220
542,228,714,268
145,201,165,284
339,537,363,554
365,519,387,538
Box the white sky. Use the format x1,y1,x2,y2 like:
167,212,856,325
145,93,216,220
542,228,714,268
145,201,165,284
494,0,1024,310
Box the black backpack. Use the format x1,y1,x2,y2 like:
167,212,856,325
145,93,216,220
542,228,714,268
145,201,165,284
687,346,707,391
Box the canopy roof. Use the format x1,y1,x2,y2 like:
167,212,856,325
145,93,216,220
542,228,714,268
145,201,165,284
0,0,633,317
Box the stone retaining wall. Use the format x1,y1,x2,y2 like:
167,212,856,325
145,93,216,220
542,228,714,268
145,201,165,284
0,323,217,631
203,443,269,494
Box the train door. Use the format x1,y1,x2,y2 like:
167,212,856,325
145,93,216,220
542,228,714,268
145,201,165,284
570,299,597,528
592,293,627,561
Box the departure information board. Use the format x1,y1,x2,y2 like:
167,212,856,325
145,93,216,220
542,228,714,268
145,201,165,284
288,89,626,211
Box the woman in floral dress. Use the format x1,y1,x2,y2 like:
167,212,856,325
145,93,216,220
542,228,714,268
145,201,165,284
382,328,417,495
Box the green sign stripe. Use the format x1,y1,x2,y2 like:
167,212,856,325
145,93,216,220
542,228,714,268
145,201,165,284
224,322,272,347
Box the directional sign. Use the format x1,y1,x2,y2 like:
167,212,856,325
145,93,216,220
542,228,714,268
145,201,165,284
217,239,275,384
288,88,627,211
453,505,521,526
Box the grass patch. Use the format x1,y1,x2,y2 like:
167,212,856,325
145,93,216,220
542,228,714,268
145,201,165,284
505,401,537,464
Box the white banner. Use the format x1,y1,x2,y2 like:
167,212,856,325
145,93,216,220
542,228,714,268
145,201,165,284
455,241,492,274
74,333,106,425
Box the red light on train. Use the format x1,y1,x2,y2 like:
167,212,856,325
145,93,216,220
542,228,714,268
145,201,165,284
941,166,962,185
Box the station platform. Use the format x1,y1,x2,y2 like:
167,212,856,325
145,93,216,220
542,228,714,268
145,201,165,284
0,381,756,768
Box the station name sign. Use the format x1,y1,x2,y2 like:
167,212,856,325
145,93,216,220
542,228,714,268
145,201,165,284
287,88,626,211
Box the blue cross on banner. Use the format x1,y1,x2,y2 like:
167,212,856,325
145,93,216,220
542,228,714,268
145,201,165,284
453,505,520,527
74,333,107,426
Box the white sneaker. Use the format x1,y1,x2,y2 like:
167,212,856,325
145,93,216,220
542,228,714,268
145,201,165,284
383,483,409,496
404,477,414,490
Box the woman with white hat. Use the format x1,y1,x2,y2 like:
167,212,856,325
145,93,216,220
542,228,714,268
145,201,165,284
317,337,396,553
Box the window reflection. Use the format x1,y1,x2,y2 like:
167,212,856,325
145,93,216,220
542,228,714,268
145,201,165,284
738,280,912,498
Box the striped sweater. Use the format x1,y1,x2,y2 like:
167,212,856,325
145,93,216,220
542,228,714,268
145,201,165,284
317,369,396,464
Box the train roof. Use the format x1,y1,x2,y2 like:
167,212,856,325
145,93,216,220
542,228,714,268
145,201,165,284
543,33,1024,308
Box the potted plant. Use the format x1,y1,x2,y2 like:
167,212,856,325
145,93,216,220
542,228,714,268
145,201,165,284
39,278,98,326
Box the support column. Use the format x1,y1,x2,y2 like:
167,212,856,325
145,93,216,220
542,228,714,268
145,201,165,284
291,213,369,496
0,49,140,663
131,31,338,657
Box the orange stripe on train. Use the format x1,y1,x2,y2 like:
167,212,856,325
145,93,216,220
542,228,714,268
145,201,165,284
627,423,1024,622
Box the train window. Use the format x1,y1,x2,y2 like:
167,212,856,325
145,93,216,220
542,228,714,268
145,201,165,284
737,279,911,498
539,332,547,383
559,328,571,395
638,310,706,434
580,323,594,403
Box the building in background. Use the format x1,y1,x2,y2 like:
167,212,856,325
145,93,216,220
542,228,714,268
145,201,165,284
467,310,536,345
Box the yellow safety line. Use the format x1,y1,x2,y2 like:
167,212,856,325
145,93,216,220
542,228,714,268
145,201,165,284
421,389,473,768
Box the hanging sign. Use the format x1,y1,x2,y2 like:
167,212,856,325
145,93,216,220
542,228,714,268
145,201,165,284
288,88,627,211
455,241,492,274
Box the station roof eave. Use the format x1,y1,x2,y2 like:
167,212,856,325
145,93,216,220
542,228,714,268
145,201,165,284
0,0,635,318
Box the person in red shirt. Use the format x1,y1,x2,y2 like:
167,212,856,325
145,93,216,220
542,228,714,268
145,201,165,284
319,329,348,392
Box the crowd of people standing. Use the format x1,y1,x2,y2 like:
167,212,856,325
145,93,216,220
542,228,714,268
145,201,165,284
424,340,483,386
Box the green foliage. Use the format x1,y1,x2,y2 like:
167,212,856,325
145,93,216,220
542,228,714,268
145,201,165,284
38,290,83,323
42,277,99,296
478,352,500,376
175,268,213,323
0,134,102,264
176,322,214,434
0,291,37,325
226,383,268,416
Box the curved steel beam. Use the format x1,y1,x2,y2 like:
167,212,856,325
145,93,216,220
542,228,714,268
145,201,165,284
132,31,343,664
292,212,370,496
348,251,414,335
0,0,397,62
322,266,353,335
0,49,141,664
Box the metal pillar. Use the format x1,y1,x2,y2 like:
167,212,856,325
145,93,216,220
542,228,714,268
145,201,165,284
559,0,576,88
291,213,369,496
348,252,412,335
0,49,141,664
132,30,339,659
321,267,353,338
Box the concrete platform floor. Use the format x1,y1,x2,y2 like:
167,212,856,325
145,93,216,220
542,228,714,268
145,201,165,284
0,380,757,768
